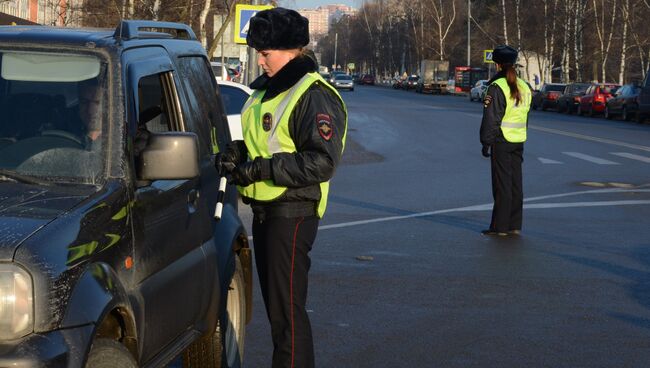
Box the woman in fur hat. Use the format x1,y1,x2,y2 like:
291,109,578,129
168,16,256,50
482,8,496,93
479,45,532,236
215,7,347,368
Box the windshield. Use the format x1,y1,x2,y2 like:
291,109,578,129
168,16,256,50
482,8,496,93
574,84,589,93
336,75,352,81
601,85,619,94
545,85,565,92
0,50,107,184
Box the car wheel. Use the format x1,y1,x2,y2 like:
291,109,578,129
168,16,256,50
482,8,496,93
634,112,645,124
587,106,593,117
566,103,572,114
622,106,629,121
605,106,612,119
469,94,473,101
350,88,354,92
541,102,547,111
183,256,247,368
577,105,582,116
86,339,137,368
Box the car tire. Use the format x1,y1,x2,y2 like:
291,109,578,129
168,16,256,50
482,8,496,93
541,102,547,111
587,106,593,117
577,105,582,116
634,112,645,124
566,103,572,114
622,106,629,121
605,106,612,120
86,339,137,368
183,256,246,368
350,88,354,92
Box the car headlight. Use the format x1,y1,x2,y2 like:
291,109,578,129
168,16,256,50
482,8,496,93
0,264,34,340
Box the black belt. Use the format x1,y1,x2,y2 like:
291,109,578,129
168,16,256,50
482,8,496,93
251,201,316,221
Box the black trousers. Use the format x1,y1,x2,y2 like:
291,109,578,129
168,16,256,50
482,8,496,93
252,215,319,368
490,141,524,232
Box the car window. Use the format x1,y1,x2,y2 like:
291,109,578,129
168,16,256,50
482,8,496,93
602,85,618,94
574,84,589,93
138,74,171,134
177,56,228,156
220,85,250,115
0,50,107,184
336,75,352,80
546,85,565,92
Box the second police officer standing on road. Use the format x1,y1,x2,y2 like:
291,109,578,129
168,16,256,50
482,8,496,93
215,7,347,368
479,45,532,236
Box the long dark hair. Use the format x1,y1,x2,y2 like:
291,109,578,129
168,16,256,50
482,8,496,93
501,63,521,105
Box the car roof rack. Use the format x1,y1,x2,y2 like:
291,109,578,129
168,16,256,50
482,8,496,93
114,20,197,41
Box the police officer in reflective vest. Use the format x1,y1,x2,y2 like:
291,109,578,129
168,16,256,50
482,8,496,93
479,45,532,236
215,7,347,368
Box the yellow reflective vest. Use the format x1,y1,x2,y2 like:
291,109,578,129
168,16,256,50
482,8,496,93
492,77,531,143
238,72,347,218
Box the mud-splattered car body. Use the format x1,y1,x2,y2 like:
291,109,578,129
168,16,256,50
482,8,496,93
0,21,251,367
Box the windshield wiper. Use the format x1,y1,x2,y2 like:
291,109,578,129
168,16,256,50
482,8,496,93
0,169,47,185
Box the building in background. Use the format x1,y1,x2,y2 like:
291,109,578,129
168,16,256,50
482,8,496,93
298,4,358,38
0,0,83,26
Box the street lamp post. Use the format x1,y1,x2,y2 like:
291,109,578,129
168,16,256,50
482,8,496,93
334,32,338,71
467,0,471,67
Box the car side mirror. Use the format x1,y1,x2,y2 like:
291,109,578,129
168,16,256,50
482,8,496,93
137,132,200,181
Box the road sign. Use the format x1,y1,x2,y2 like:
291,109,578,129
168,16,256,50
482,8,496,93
348,63,355,70
234,4,274,44
483,49,494,64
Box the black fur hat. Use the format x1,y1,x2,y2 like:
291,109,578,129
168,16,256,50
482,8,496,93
492,45,518,64
247,7,310,50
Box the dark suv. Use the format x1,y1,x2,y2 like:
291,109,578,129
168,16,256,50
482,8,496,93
0,21,251,367
638,69,650,123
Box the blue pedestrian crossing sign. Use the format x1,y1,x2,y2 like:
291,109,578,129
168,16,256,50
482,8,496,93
484,49,494,64
234,4,274,44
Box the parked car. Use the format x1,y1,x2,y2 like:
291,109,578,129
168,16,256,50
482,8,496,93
392,78,404,89
637,69,650,123
211,61,239,82
359,74,375,85
557,83,590,114
0,21,251,367
604,83,641,121
333,74,354,91
403,75,419,90
578,83,620,116
446,78,456,94
217,80,252,140
532,83,567,110
469,79,489,101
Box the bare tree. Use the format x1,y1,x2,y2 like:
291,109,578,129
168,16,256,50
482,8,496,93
426,0,457,60
501,0,508,45
618,0,630,83
592,0,618,82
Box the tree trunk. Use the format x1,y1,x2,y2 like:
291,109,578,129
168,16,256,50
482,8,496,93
152,0,161,21
501,0,508,44
199,0,212,49
618,0,629,84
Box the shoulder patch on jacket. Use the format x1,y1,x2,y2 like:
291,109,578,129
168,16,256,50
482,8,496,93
316,113,333,141
483,94,493,108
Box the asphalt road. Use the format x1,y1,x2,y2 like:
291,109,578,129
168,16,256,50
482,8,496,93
240,85,650,367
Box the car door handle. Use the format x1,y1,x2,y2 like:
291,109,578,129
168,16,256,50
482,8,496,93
188,189,200,213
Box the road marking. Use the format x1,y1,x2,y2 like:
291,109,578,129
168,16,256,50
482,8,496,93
610,152,650,163
538,157,563,164
319,188,650,230
530,125,650,152
563,152,620,165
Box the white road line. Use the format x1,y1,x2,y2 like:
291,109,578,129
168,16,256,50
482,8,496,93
538,157,563,164
530,125,650,152
611,152,650,163
563,152,620,165
318,188,650,231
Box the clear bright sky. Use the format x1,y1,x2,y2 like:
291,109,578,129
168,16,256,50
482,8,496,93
278,0,361,10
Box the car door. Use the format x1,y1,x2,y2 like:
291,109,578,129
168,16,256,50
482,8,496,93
124,47,208,362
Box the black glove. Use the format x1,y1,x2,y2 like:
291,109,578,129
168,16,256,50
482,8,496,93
230,157,272,186
215,140,247,175
482,145,491,158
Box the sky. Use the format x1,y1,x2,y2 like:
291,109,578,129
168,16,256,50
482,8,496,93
278,0,361,10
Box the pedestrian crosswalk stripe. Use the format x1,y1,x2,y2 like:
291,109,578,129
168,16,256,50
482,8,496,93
610,152,650,163
538,157,563,164
562,152,620,165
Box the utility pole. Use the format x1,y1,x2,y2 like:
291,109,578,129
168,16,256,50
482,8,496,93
246,0,261,85
334,32,338,71
467,0,471,66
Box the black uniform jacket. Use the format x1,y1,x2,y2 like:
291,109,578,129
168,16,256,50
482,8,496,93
479,71,532,146
246,55,346,216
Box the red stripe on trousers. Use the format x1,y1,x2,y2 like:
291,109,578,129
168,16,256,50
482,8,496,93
290,217,304,368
